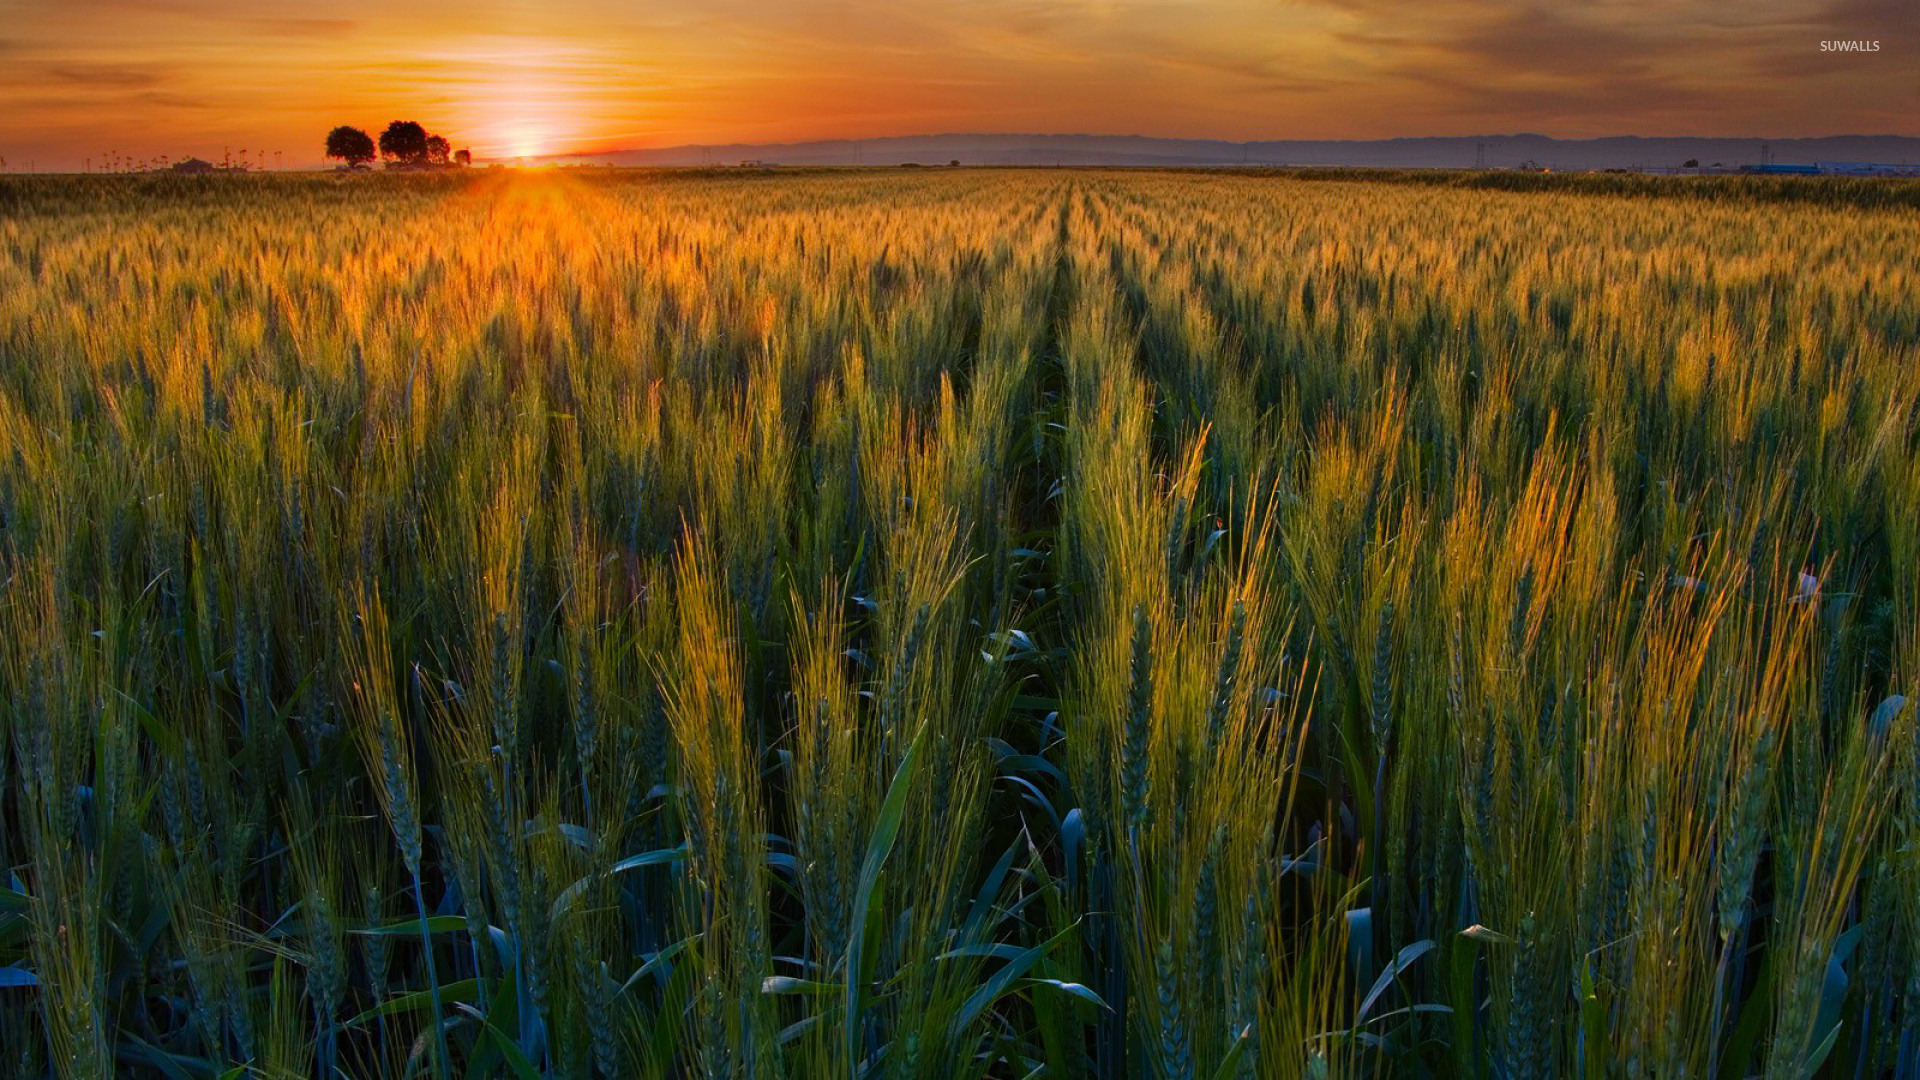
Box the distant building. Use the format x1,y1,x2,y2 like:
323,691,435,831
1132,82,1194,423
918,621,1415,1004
1815,161,1920,177
171,158,215,174
739,159,776,169
1737,162,1918,177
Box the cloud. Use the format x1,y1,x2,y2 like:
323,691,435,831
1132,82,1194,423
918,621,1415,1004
1443,10,1661,77
1821,0,1918,31
14,0,210,15
131,89,213,108
9,89,208,111
250,17,359,37
43,62,169,89
1296,0,1919,133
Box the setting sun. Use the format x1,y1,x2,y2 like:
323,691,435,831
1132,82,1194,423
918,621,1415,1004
507,129,548,160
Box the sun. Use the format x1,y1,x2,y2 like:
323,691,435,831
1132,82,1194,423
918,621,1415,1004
421,37,609,162
505,123,548,161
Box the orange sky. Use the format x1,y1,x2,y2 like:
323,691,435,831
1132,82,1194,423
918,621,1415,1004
0,0,1913,169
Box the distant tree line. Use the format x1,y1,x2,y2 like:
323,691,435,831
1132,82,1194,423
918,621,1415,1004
325,122,470,170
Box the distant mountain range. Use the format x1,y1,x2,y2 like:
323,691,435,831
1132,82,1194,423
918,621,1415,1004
554,133,1920,170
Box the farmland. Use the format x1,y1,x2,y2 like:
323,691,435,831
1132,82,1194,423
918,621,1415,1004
2,168,1919,1077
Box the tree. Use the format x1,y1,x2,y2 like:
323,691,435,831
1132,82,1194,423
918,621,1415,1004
1684,158,1700,169
326,127,377,167
379,121,430,165
426,135,450,166
453,149,471,166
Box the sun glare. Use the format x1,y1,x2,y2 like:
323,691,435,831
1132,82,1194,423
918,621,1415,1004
418,38,618,162
501,116,552,160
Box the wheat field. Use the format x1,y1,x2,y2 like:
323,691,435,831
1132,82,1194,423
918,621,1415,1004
2,168,1919,1077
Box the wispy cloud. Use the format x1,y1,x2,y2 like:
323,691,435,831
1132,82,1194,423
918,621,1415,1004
43,62,170,89
250,17,359,37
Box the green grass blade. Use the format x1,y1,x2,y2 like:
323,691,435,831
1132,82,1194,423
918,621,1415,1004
844,724,926,1073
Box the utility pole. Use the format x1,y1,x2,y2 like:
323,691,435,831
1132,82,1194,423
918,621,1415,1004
1476,142,1487,169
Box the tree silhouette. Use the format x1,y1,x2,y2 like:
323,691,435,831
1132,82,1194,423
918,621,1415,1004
326,127,377,167
379,121,430,165
426,135,451,166
453,149,471,166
